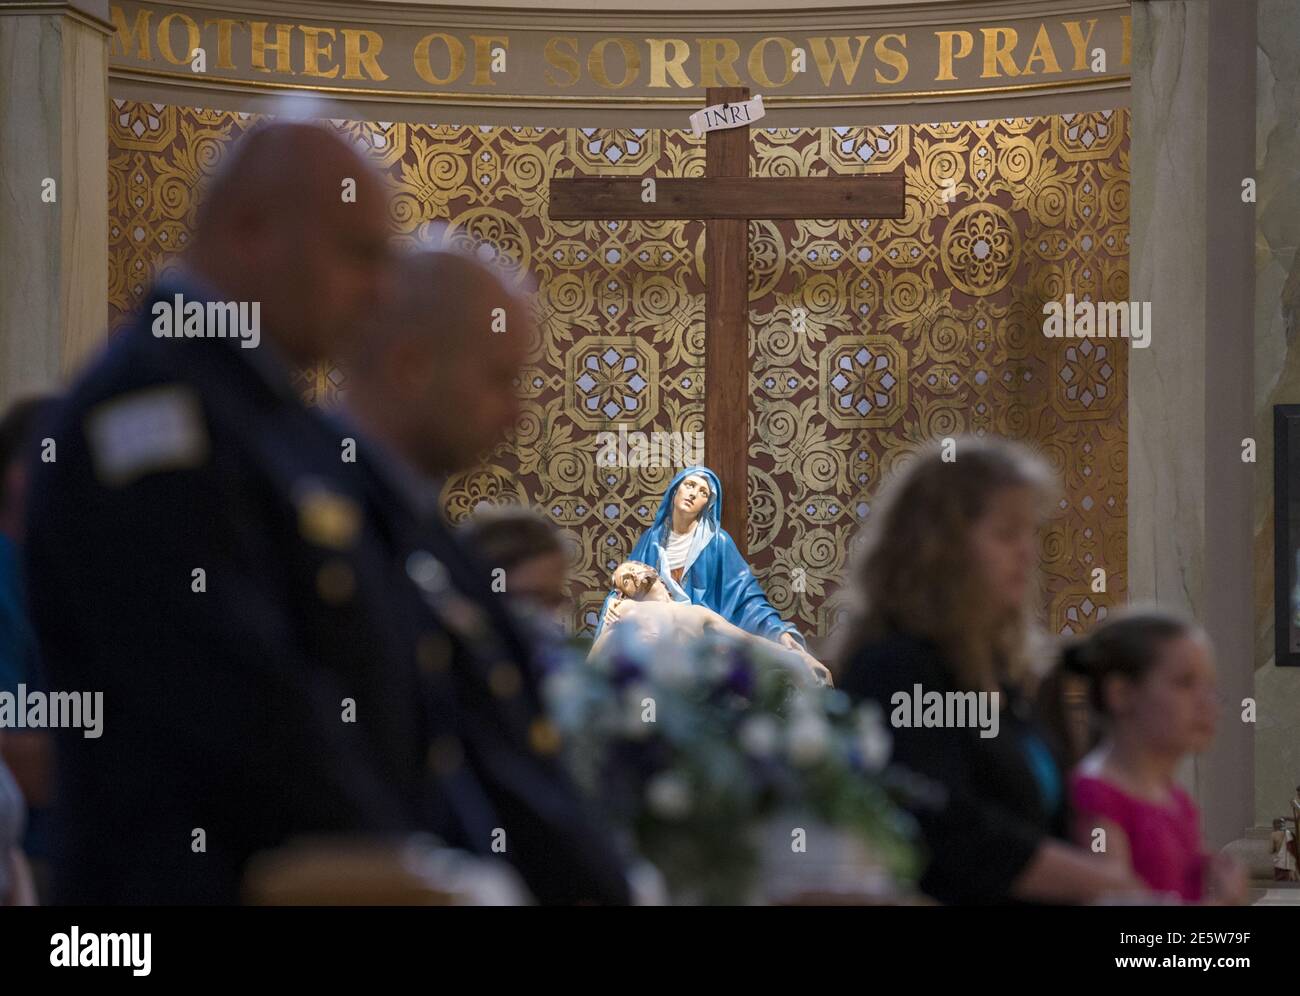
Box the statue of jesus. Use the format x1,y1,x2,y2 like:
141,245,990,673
594,465,811,655
593,560,830,684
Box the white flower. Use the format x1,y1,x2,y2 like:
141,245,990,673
645,772,693,820
738,714,780,758
694,637,732,682
787,711,830,767
647,647,694,687
855,704,892,771
622,682,656,739
541,670,585,726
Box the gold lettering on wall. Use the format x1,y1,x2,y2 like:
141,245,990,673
935,29,973,82
301,26,339,78
470,35,508,86
1064,19,1098,71
103,3,1132,101
809,36,869,88
980,27,1019,79
110,5,151,60
588,37,640,89
203,18,241,71
544,35,580,87
414,32,467,85
747,36,797,89
342,28,387,81
647,38,693,89
1024,24,1062,75
699,37,742,87
874,33,908,84
156,11,199,65
250,22,294,74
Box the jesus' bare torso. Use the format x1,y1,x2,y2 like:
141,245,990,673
591,560,831,685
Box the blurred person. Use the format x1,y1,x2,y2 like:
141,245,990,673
23,123,500,904
1063,611,1247,903
459,504,569,619
0,398,51,698
1271,818,1297,882
0,757,34,904
458,505,573,677
341,248,630,905
834,436,1143,904
0,396,58,899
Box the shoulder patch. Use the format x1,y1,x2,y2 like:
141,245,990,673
86,386,209,487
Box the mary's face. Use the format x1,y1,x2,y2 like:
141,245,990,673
673,474,712,522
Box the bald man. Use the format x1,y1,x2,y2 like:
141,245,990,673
345,250,529,480
340,250,631,904
24,124,493,904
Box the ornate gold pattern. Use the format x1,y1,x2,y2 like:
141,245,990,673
109,104,1129,643
940,204,1022,296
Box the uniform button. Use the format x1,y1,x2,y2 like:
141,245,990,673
426,735,463,775
416,632,452,675
316,559,355,604
528,718,561,756
407,551,449,592
444,597,488,640
488,662,522,698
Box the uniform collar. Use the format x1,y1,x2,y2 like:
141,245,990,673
153,266,302,406
333,406,445,524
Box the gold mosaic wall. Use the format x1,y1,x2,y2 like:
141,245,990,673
109,100,1129,642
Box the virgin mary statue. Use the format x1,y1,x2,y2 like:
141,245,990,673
594,466,807,651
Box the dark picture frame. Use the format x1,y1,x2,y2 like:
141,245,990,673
1274,405,1300,665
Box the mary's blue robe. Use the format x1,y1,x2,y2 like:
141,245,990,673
593,466,803,646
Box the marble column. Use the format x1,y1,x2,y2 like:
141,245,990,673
0,1,111,402
1128,0,1257,850
1252,0,1300,830
1128,4,1208,620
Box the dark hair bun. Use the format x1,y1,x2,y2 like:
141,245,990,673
1059,638,1094,677
1061,610,1196,716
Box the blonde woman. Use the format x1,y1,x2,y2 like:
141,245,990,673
834,436,1142,904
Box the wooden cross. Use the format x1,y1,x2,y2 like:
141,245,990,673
549,86,905,556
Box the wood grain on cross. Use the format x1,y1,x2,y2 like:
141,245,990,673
549,87,905,556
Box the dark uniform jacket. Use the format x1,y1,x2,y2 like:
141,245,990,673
24,279,487,903
344,438,632,905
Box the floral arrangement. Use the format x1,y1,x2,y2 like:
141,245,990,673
543,626,926,904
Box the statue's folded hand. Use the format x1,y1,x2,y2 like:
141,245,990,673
603,596,627,628
774,632,832,686
796,649,833,687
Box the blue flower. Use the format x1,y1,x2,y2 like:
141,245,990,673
723,658,755,698
610,653,644,687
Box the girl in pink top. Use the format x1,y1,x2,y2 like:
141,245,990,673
1062,611,1247,904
